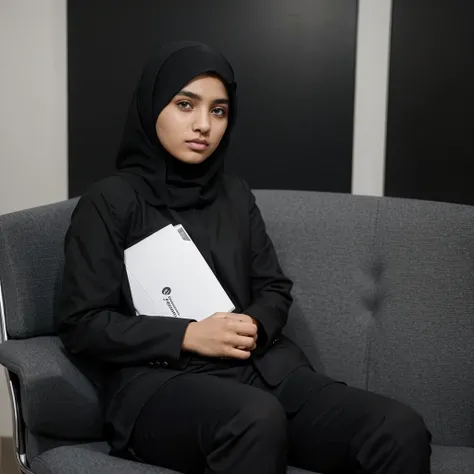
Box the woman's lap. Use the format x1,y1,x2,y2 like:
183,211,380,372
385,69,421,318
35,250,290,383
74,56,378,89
129,372,285,472
129,366,427,473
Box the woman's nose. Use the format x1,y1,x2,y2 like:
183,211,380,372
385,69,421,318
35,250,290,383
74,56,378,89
192,110,211,134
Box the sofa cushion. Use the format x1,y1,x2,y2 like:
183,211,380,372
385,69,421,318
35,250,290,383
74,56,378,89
367,198,474,446
30,442,474,474
254,190,474,447
254,190,379,390
30,442,317,474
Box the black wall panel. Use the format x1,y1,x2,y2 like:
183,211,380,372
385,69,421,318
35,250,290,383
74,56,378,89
385,1,474,205
67,0,358,198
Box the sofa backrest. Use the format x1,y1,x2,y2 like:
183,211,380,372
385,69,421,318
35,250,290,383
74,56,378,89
255,190,474,447
0,198,79,339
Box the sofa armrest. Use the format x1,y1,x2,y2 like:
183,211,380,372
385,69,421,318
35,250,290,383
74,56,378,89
0,336,103,439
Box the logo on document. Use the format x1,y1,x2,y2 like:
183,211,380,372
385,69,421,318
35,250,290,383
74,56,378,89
162,287,180,318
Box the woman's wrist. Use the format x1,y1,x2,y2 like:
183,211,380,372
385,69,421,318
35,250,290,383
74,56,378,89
182,321,198,352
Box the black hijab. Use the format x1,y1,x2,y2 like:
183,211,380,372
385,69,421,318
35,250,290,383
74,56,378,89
115,41,237,211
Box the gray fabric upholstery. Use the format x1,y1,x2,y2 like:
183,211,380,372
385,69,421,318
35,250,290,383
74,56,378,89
30,442,316,474
0,336,102,440
28,442,474,474
258,191,380,389
430,446,474,474
25,431,99,470
367,198,474,446
1,190,474,473
0,198,78,338
254,191,474,448
30,442,179,474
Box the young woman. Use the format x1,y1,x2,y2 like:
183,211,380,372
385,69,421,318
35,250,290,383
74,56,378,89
58,41,431,474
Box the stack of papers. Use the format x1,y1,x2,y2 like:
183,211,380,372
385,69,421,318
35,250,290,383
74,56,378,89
124,224,235,321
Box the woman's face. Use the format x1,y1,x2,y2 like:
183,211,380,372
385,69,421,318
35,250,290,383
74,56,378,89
156,74,229,164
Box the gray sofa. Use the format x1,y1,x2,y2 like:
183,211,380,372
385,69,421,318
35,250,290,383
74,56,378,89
1,190,474,474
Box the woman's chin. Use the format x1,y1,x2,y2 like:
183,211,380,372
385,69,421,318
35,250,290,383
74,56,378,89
174,151,210,165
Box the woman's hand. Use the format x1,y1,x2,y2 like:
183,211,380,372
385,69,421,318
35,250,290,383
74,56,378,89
182,312,258,359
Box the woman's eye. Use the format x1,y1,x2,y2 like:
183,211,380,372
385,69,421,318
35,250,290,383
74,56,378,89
177,101,192,110
212,107,227,117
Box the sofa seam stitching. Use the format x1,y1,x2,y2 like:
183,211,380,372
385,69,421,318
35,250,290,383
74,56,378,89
364,198,381,391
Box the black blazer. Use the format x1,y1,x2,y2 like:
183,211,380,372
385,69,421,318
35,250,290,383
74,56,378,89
58,175,315,450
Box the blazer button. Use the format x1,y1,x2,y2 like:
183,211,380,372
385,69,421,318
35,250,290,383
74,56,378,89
162,361,169,368
148,362,154,367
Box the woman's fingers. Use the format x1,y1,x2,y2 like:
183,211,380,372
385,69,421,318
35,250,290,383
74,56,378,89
229,321,257,337
227,348,252,359
231,334,255,350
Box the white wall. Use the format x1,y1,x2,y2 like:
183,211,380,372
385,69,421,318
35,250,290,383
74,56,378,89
352,0,392,196
0,0,67,437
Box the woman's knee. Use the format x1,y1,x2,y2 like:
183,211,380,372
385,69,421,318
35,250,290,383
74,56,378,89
206,392,288,474
237,391,288,445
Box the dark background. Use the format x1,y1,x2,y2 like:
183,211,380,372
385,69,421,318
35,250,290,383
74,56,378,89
385,0,474,205
67,0,358,198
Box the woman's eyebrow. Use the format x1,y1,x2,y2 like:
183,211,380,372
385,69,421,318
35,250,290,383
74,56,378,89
177,90,229,105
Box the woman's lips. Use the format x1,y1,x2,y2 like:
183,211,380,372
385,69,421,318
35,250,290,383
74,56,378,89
186,141,209,151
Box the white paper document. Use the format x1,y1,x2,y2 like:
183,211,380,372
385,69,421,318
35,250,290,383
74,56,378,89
124,224,235,321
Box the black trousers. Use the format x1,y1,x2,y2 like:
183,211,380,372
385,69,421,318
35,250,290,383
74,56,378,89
129,359,432,474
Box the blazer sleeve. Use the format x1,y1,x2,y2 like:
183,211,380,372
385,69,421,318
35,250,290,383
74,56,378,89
57,188,194,369
243,189,294,350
